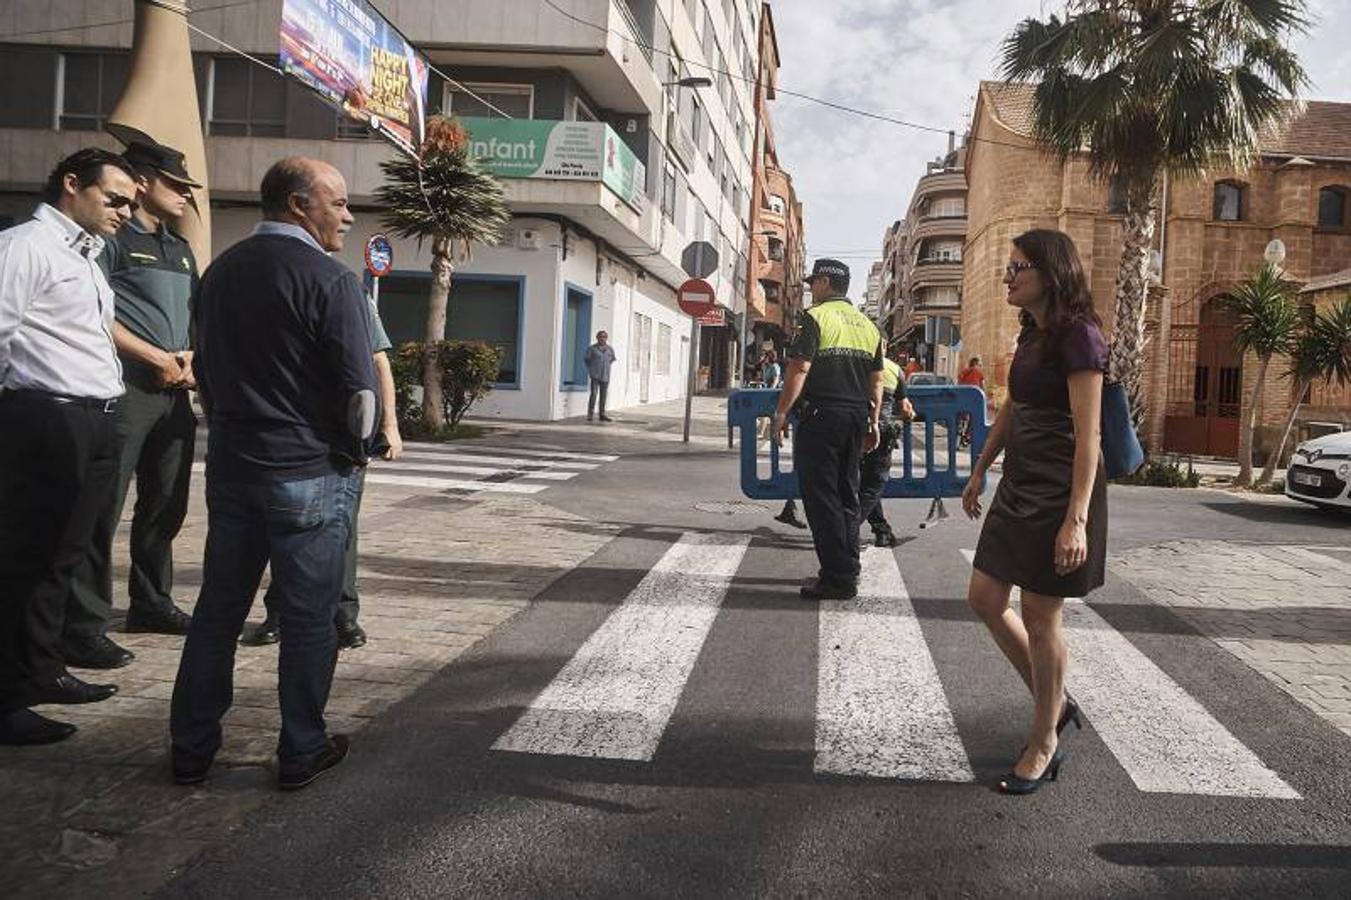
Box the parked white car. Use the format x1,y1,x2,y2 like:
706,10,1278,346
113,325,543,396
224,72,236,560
1285,431,1351,511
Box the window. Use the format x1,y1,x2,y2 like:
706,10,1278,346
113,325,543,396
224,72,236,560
656,322,673,375
573,96,599,122
767,237,784,261
59,52,129,131
927,196,965,218
661,160,678,219
561,287,593,388
1318,186,1348,228
1213,181,1244,222
687,188,699,236
1107,175,1128,214
445,83,533,119
209,57,286,137
690,96,704,152
630,312,646,374
376,274,523,385
768,194,786,215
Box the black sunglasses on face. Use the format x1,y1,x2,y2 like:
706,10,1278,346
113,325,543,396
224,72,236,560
1005,261,1036,280
92,184,139,214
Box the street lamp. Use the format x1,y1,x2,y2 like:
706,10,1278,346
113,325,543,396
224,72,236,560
662,76,713,89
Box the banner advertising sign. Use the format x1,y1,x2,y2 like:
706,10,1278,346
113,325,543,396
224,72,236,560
280,0,429,157
459,117,647,213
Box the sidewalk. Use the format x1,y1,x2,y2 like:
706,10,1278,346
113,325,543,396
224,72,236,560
468,394,736,449
0,471,621,899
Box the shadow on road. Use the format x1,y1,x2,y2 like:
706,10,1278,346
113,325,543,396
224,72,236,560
1199,499,1350,528
1095,842,1351,869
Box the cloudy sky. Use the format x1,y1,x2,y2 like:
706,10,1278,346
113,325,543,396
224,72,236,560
770,0,1351,281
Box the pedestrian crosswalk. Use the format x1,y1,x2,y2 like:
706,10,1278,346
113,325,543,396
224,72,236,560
190,442,619,495
491,532,1304,800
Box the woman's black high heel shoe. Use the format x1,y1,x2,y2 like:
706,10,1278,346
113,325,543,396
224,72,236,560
1056,694,1083,735
999,746,1066,795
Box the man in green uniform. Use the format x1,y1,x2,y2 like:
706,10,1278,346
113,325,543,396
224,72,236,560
772,259,884,600
858,356,916,547
65,140,201,663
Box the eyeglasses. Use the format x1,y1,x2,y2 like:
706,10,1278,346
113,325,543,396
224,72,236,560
96,185,139,214
1005,261,1036,280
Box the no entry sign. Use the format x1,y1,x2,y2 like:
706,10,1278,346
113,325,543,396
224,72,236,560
365,233,394,278
677,277,717,318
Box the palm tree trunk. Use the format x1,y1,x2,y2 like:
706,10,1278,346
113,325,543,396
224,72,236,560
1107,176,1158,424
422,235,454,430
1235,353,1271,487
1258,378,1308,485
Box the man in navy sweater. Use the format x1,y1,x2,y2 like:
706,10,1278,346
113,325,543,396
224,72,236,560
170,157,378,791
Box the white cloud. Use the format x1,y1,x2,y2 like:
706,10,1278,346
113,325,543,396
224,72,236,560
771,0,1351,273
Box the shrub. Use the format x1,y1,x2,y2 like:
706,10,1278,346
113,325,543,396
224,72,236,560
390,340,503,435
1117,457,1201,488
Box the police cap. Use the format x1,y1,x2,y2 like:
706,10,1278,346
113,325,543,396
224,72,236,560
804,258,850,284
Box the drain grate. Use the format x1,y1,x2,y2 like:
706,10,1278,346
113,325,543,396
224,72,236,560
693,500,770,515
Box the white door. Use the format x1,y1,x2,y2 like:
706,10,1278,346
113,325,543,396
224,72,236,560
639,315,653,404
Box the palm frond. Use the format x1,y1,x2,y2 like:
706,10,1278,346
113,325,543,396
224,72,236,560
1221,263,1301,356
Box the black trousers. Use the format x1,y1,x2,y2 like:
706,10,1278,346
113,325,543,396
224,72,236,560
263,466,366,626
858,436,895,535
69,376,196,630
588,379,608,417
793,406,866,586
0,391,119,711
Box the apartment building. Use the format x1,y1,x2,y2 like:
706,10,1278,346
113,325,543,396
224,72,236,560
879,218,908,346
862,260,884,323
963,80,1351,457
0,0,768,420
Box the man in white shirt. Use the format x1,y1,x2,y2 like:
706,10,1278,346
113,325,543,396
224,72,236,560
0,148,138,745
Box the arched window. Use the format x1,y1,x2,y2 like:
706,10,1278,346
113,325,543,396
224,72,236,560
1318,186,1348,228
1213,181,1245,222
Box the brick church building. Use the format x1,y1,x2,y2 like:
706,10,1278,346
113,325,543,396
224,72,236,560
961,81,1351,460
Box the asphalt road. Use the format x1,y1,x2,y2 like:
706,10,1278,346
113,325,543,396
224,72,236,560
162,425,1351,898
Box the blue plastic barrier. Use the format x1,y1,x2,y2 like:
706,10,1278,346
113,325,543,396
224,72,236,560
727,386,989,501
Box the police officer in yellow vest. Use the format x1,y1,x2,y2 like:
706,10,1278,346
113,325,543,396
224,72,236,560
859,356,916,548
773,259,885,600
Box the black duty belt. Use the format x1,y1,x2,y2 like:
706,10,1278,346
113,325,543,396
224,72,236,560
2,388,119,412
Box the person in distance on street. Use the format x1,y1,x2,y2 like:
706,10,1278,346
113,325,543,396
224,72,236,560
170,157,379,790
0,149,138,745
585,330,617,422
64,139,203,647
772,259,885,601
961,229,1107,795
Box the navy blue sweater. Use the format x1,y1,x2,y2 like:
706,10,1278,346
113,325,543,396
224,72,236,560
193,233,378,482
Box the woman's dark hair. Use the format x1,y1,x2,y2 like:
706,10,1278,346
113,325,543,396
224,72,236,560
43,148,135,204
1011,228,1102,366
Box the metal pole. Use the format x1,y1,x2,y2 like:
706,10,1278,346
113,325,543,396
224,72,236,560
684,319,699,443
372,275,381,309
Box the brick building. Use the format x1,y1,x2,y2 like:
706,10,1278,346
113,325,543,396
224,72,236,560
963,81,1351,458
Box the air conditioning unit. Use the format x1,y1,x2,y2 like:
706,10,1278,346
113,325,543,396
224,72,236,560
517,228,542,251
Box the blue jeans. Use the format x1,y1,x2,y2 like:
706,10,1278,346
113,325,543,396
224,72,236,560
170,469,361,770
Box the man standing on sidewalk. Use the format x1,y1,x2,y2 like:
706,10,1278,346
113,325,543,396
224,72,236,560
171,157,378,789
67,140,202,649
0,148,136,745
585,330,616,422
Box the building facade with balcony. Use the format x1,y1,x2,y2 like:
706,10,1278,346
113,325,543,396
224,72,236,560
963,80,1351,459
879,219,909,348
0,0,767,419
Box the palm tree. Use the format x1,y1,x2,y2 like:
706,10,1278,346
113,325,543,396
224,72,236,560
1259,297,1351,484
1222,263,1300,486
377,116,510,429
1001,0,1309,414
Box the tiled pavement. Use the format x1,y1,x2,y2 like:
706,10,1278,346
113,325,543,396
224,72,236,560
0,468,621,900
1112,540,1351,738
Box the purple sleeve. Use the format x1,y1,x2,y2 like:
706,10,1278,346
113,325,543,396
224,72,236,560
1061,319,1108,374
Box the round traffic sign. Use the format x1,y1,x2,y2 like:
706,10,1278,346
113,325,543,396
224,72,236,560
677,277,717,318
365,233,394,278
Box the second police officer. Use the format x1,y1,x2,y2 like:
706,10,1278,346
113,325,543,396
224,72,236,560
858,355,916,548
772,259,885,600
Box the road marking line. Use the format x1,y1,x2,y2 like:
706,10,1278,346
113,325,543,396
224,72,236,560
364,474,548,494
816,547,974,781
961,550,1299,798
396,450,600,470
494,532,750,761
428,445,619,463
374,461,578,481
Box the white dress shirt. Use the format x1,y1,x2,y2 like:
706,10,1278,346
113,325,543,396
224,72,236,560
0,204,124,399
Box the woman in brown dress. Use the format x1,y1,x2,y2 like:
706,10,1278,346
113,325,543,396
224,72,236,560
961,229,1108,795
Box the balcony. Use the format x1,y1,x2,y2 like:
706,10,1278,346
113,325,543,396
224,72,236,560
909,215,968,242
913,169,967,200
909,260,964,293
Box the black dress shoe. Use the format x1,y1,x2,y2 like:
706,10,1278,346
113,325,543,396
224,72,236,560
872,529,899,548
240,618,279,646
336,620,367,650
774,507,808,529
0,708,78,745
125,605,192,635
172,752,212,785
799,579,859,601
26,673,118,705
63,636,135,670
278,734,350,791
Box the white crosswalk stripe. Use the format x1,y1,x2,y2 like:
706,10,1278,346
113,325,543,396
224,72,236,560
816,547,974,781
960,550,1298,799
494,533,750,761
189,442,616,495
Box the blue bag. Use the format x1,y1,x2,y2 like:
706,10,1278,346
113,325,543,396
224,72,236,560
1101,380,1145,478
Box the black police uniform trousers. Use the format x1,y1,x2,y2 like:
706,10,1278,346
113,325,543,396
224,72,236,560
67,369,196,634
0,391,119,711
857,429,896,536
794,405,867,587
